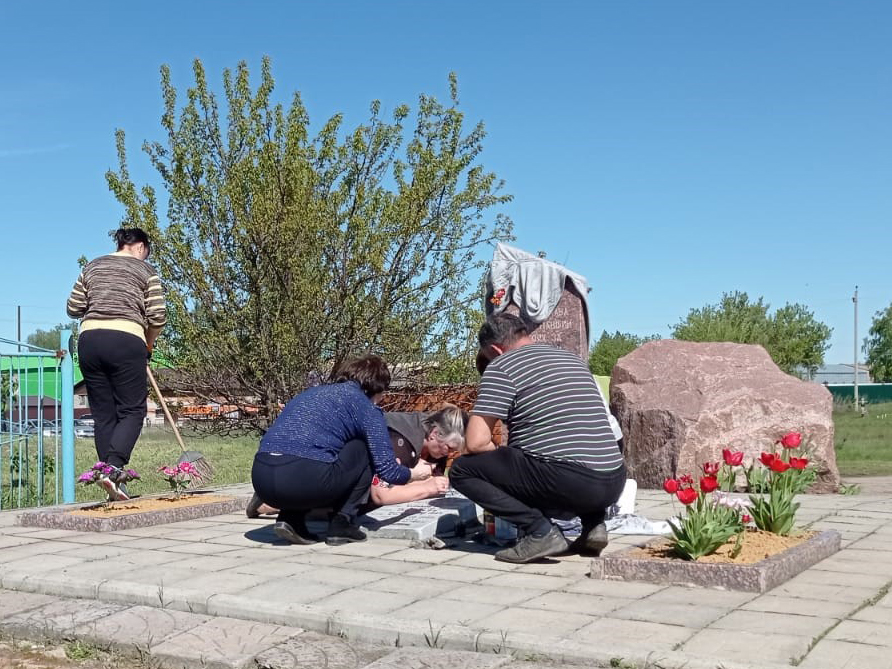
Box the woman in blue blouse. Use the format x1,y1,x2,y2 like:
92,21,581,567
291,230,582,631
251,355,434,546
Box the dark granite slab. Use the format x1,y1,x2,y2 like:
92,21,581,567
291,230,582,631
16,492,244,532
589,530,841,592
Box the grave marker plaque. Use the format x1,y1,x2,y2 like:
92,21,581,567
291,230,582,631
504,278,589,361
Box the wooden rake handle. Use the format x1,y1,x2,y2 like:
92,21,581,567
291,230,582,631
146,365,189,454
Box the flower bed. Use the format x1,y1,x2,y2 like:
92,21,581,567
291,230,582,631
590,529,840,592
588,431,841,591
16,491,244,532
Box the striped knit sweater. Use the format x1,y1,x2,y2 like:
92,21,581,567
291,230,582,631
66,254,167,339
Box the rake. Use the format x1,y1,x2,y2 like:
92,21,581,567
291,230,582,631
146,365,214,482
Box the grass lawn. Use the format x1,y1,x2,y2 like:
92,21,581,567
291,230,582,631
72,427,258,502
834,402,892,477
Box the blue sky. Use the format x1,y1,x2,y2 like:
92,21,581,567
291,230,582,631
1,1,889,363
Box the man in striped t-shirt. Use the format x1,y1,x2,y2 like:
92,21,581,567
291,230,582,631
451,313,626,563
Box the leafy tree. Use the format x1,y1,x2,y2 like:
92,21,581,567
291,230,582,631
864,302,892,382
671,291,831,376
26,322,78,351
767,303,831,377
588,330,659,376
106,58,512,428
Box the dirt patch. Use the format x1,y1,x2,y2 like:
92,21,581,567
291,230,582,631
68,494,233,518
629,529,815,565
0,640,140,669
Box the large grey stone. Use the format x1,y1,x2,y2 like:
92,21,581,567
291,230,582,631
611,340,840,491
357,491,478,541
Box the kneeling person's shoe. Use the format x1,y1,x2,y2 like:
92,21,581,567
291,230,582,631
274,520,318,545
495,525,568,564
326,514,367,546
571,521,609,556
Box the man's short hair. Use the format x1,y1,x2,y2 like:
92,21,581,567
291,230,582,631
478,313,528,350
334,354,391,397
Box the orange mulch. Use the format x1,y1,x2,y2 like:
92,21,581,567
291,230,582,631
69,494,234,518
629,529,815,565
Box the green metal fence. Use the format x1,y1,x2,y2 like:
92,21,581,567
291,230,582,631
826,384,892,405
0,332,75,509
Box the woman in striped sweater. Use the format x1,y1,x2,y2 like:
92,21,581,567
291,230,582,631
66,227,167,501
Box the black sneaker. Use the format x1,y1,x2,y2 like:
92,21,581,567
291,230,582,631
570,521,609,556
494,525,568,564
273,520,318,545
325,513,367,546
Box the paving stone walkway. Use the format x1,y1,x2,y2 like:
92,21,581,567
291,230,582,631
2,485,892,668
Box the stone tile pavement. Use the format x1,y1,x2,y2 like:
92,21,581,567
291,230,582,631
1,485,891,668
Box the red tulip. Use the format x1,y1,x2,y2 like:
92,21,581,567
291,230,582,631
742,514,752,524
778,432,802,448
702,461,720,476
699,476,719,493
679,474,694,486
789,457,809,470
759,452,777,467
723,449,744,466
677,487,699,505
769,458,790,473
663,478,679,494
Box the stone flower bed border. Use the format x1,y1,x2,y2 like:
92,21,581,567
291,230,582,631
589,529,841,593
16,492,245,532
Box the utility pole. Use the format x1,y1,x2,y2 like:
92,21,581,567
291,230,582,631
853,286,859,409
16,305,21,352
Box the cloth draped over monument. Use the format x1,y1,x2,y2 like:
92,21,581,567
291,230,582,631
485,242,591,335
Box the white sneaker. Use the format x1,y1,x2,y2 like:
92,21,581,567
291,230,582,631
99,474,129,501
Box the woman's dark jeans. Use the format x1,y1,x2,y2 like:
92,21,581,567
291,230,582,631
251,438,373,523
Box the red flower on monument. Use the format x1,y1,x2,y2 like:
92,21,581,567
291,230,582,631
490,287,507,306
722,449,744,466
699,476,719,493
663,478,679,494
759,452,777,468
789,457,809,470
769,458,790,473
701,461,720,476
777,432,802,448
676,487,698,505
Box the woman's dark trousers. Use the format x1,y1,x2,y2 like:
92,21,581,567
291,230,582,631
251,438,374,524
77,330,148,468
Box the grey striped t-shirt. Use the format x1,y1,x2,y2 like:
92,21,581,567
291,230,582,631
472,343,623,471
